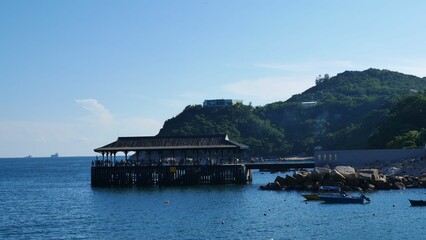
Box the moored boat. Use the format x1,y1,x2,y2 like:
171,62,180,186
409,199,426,206
302,185,341,201
319,192,371,204
302,194,321,201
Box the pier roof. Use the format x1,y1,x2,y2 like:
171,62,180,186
94,134,248,153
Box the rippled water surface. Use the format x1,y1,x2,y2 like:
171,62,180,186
1,157,425,239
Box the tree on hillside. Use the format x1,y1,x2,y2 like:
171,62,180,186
315,73,330,85
368,94,426,149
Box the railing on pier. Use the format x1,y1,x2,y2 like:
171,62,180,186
90,160,315,187
91,164,251,187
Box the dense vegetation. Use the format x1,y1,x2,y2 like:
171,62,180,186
158,69,426,157
158,104,290,156
368,94,426,149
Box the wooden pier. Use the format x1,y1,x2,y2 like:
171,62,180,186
91,164,251,187
91,134,315,187
90,161,315,187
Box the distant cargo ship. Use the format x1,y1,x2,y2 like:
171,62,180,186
51,153,59,158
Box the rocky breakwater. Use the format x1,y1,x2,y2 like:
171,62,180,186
260,165,426,191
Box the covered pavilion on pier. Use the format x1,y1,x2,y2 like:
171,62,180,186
93,134,249,166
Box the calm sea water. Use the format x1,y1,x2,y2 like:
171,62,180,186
0,157,425,240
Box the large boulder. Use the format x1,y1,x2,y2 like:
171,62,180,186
358,172,372,181
372,174,389,190
281,175,297,187
294,171,311,185
402,176,418,188
303,179,315,191
346,177,360,187
312,167,332,181
259,181,282,191
366,183,376,191
335,166,357,179
358,169,379,181
392,182,406,190
330,169,346,182
316,167,332,175
274,176,286,187
375,174,387,183
374,180,391,190
418,173,426,182
311,169,323,182
321,178,338,186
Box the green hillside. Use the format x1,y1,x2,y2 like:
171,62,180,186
158,104,290,156
369,94,426,149
158,69,426,157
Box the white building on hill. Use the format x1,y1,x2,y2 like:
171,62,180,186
301,101,317,107
203,99,243,108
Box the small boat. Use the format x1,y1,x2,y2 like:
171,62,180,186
409,199,426,206
51,153,59,158
302,194,321,201
302,186,341,201
319,192,371,204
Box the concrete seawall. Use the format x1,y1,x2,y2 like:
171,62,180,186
315,149,426,168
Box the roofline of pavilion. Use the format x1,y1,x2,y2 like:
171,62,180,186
94,145,247,153
93,134,249,153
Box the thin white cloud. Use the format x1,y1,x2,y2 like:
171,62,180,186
79,137,89,142
0,99,166,157
75,98,113,125
117,117,163,136
75,98,164,138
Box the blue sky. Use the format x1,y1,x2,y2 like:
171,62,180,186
1,0,426,157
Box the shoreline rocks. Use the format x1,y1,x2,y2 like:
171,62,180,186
259,165,426,191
